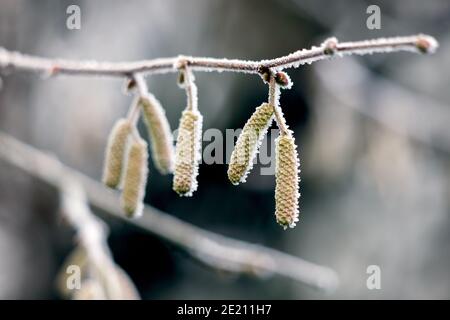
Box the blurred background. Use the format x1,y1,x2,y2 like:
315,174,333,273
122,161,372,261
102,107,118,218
0,0,449,299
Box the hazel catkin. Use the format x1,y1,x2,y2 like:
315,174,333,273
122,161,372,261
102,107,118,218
102,119,132,189
275,133,300,229
173,109,203,196
228,103,274,185
140,95,175,174
121,137,148,218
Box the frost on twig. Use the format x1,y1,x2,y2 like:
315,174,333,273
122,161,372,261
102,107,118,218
0,34,438,77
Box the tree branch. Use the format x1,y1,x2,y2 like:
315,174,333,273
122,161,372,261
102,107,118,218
0,35,437,78
0,131,339,292
59,177,140,299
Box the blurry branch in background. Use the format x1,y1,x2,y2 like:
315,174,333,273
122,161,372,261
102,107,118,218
58,178,140,299
0,35,437,77
314,59,450,154
0,132,339,292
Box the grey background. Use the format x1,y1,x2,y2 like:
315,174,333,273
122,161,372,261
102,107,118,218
0,0,449,299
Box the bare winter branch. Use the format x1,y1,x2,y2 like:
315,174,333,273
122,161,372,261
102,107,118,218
0,35,437,78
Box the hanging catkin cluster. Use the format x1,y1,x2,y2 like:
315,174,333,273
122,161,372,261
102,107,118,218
228,103,274,185
227,71,301,229
140,95,174,174
101,68,300,229
102,118,148,218
173,109,203,196
275,133,300,229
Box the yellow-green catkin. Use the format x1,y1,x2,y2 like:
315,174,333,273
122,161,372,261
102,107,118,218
173,109,203,196
228,103,274,185
140,95,175,174
275,133,300,229
121,137,148,218
102,119,132,189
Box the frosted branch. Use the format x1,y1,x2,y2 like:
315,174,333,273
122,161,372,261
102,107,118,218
0,34,437,78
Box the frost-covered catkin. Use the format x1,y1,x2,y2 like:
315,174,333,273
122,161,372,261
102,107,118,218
140,95,175,174
102,119,132,189
121,137,148,218
173,109,203,196
228,103,274,185
275,134,300,229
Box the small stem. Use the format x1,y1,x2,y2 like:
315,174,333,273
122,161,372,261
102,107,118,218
126,75,145,142
269,74,289,136
180,66,198,112
126,94,141,127
132,73,148,97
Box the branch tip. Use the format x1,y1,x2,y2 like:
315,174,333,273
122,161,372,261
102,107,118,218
415,34,439,54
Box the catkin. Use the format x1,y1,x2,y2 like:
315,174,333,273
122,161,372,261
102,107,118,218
73,279,107,300
121,137,148,218
173,109,203,196
102,119,132,189
275,134,300,229
140,95,175,174
228,103,274,185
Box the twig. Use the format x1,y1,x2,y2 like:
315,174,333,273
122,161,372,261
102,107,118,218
180,66,198,112
268,74,289,135
0,35,437,78
0,131,339,291
125,95,141,126
131,73,149,97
